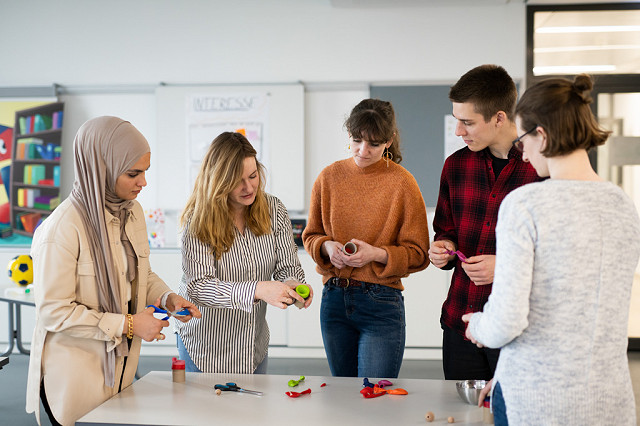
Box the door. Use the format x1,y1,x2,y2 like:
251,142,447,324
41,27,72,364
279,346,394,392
596,91,640,345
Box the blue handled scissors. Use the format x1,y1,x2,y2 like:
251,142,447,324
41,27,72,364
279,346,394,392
214,382,263,396
146,305,190,320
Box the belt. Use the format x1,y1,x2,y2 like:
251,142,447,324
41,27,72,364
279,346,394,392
328,277,369,288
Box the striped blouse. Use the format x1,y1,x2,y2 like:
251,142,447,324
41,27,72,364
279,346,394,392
176,193,305,373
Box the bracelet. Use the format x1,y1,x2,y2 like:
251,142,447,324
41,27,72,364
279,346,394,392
126,314,134,340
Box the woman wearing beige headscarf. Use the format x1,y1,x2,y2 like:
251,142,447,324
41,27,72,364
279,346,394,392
25,116,201,425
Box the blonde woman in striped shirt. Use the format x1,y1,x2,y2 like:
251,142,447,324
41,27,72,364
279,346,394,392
176,132,311,374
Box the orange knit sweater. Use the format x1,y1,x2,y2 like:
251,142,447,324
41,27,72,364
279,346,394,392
303,158,430,290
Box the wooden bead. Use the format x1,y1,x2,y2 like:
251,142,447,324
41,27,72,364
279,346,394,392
215,388,222,396
448,416,455,423
425,411,434,422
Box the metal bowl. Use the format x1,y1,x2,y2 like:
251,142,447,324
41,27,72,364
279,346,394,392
455,380,487,405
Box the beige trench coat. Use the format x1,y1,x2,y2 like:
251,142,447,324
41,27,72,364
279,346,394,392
25,198,171,425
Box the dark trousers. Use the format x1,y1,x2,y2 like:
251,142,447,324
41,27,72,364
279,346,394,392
40,381,62,426
492,381,509,425
442,324,499,380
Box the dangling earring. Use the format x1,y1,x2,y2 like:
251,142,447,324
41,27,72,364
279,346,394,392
383,148,393,167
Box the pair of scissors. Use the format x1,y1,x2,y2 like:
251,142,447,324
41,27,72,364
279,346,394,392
214,382,263,396
146,304,190,320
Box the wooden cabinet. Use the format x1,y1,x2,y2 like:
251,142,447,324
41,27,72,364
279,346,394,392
10,102,64,237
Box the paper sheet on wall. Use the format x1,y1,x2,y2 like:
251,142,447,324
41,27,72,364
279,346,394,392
444,114,466,160
186,93,270,192
145,208,165,248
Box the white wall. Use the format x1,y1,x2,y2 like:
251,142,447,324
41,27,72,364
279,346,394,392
0,1,526,87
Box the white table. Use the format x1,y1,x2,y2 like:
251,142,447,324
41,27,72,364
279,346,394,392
77,372,484,425
0,286,35,356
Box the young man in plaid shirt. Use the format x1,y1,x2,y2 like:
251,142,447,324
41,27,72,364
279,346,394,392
428,64,541,380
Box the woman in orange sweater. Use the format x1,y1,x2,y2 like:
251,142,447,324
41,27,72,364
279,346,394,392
303,99,430,378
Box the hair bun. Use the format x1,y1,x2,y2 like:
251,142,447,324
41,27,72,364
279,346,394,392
572,74,593,104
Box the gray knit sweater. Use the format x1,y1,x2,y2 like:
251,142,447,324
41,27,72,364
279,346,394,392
469,180,640,425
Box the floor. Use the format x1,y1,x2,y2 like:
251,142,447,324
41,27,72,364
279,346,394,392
2,352,640,425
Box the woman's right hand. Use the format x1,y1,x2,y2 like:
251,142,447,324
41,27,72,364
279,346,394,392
131,302,170,342
321,240,349,269
255,281,305,309
478,378,493,407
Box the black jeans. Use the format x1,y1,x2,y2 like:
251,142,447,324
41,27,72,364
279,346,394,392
442,323,499,380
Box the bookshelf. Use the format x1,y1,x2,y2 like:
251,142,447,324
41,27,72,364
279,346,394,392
10,102,64,237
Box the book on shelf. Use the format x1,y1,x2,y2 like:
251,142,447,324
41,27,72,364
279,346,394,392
23,164,46,184
53,165,60,186
33,195,59,211
19,212,41,233
52,111,63,129
16,138,44,160
17,188,42,208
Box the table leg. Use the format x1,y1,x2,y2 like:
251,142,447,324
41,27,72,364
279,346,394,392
15,304,30,355
1,303,16,357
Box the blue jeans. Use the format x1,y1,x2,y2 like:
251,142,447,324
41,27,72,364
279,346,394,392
492,381,508,425
176,334,268,374
320,280,405,378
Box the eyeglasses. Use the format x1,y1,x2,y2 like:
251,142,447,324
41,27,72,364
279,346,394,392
512,125,537,152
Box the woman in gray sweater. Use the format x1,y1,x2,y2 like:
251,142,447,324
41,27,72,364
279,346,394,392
463,74,640,425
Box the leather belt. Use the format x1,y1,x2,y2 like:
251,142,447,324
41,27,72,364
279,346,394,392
328,277,368,288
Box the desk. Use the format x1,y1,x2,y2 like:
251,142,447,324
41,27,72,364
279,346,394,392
0,286,35,357
78,372,484,425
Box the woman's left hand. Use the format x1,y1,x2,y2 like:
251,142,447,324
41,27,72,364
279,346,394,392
165,293,202,322
461,313,483,348
342,239,388,268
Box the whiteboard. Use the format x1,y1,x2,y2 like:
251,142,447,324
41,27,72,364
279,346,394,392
155,84,304,212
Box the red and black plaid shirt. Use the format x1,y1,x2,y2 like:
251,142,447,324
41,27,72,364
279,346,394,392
434,146,541,336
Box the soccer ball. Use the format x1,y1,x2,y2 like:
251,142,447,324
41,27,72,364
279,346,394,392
7,254,33,286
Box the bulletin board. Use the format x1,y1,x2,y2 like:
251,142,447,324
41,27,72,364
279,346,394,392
155,84,305,212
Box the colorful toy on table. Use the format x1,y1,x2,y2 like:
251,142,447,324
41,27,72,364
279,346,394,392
387,388,408,395
7,254,33,286
483,397,493,424
214,382,263,396
288,375,305,387
446,249,467,262
293,284,310,309
285,388,311,398
146,304,190,320
361,378,408,398
360,386,385,398
362,378,374,388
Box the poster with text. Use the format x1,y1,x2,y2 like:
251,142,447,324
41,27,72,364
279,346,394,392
186,93,269,192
